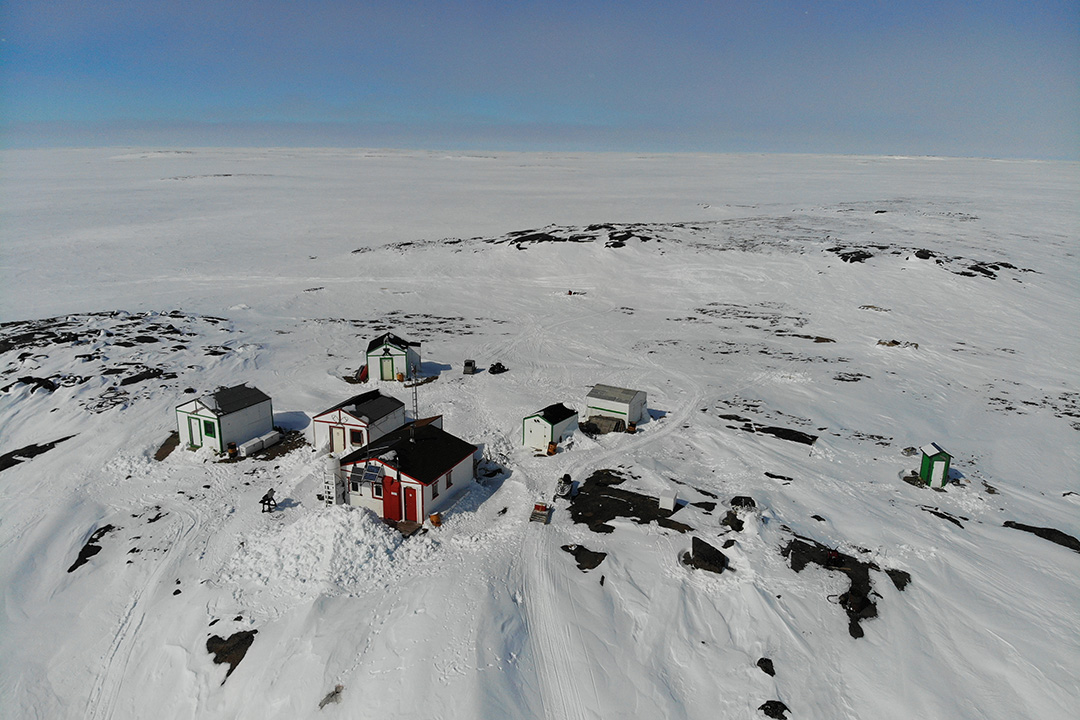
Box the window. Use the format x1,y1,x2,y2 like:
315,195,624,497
203,420,216,438
444,471,453,488
372,482,383,498
350,429,364,445
432,479,440,498
350,480,360,493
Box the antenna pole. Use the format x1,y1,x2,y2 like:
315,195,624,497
410,363,419,441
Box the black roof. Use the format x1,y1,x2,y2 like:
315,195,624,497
204,384,271,415
366,332,421,353
533,403,577,424
316,390,404,422
340,420,476,485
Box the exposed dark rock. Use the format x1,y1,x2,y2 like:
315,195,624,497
568,469,692,534
119,367,176,386
782,535,909,639
764,471,794,482
914,248,934,259
561,544,608,571
681,536,729,574
721,510,744,532
68,524,117,573
919,506,967,528
690,501,716,512
756,657,776,676
886,568,912,591
206,630,258,683
759,700,790,719
154,432,180,461
5,376,59,393
723,416,818,445
811,514,826,522
731,496,757,510
1003,521,1080,553
1,435,77,472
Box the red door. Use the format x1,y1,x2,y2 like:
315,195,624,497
383,476,402,522
404,487,419,522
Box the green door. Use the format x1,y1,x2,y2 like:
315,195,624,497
381,356,395,380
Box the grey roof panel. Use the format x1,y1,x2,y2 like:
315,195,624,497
317,390,404,422
587,384,643,404
203,384,271,415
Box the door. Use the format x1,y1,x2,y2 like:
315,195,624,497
330,426,346,453
187,416,203,448
404,486,419,522
930,460,946,488
381,356,395,381
382,475,402,522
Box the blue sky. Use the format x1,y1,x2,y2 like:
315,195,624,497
2,1,1077,157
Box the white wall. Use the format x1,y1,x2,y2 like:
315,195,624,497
219,400,274,449
523,416,552,448
426,455,475,515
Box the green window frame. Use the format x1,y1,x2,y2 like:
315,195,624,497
203,420,216,438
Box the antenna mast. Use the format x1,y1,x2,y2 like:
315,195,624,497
410,363,419,441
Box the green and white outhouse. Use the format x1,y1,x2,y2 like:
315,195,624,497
919,442,952,489
176,384,273,453
366,333,422,381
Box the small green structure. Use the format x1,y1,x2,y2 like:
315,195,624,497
919,443,952,488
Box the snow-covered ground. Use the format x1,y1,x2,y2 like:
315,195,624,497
1,149,1078,719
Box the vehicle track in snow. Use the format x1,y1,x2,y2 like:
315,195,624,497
85,503,199,720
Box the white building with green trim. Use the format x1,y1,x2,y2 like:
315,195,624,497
175,384,274,453
585,384,647,426
366,332,422,381
522,403,578,449
919,442,952,488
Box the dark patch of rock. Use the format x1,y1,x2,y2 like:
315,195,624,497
1003,521,1080,553
731,496,757,510
756,657,776,676
690,501,716,512
561,544,608,571
154,432,180,461
569,469,692,533
886,568,912,591
68,524,117,572
119,367,176,386
782,535,909,639
0,435,77,472
206,630,258,683
759,700,790,719
721,510,744,532
919,506,967,528
722,415,817,445
681,536,729,574
764,471,794,482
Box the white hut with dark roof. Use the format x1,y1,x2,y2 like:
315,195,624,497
312,390,406,454
366,332,421,381
522,403,578,450
175,384,273,453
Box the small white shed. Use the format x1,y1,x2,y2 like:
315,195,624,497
586,384,647,425
176,384,273,454
366,332,421,381
522,403,578,449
